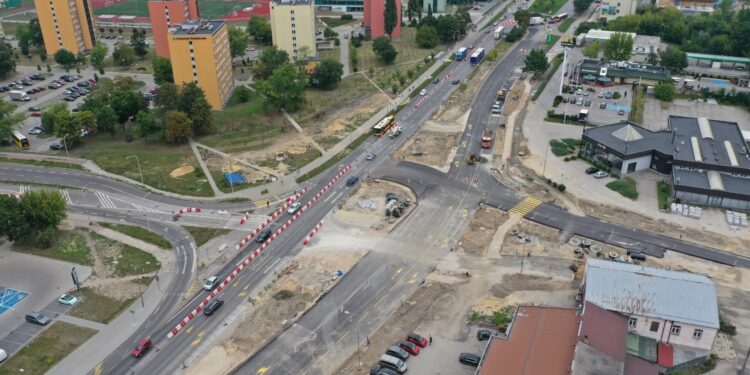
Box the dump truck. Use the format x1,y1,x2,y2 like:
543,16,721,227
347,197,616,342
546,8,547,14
496,88,507,101
481,130,492,149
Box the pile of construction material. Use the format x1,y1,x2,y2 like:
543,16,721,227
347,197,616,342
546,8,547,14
670,203,701,219
568,238,602,258
726,211,748,227
384,192,410,218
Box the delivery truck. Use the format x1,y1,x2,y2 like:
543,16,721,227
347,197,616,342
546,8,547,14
456,47,468,61
493,26,504,39
470,48,485,65
10,90,30,102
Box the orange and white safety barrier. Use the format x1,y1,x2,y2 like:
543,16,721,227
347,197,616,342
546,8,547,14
303,220,324,245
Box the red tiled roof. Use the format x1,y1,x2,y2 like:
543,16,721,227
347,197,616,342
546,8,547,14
579,302,628,361
625,354,659,375
479,306,581,375
657,342,674,367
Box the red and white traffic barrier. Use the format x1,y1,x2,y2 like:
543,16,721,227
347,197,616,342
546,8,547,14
174,207,202,218
238,188,309,225
303,220,324,245
168,168,351,339
235,188,309,250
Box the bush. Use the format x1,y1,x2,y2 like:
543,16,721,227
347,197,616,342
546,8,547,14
341,14,353,20
557,184,566,192
613,91,621,99
553,95,563,107
719,315,737,336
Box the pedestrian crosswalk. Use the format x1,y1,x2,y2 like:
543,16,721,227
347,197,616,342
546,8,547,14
508,196,544,217
254,199,270,208
59,189,72,204
95,191,117,209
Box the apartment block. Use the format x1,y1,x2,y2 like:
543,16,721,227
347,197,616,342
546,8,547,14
363,0,400,38
270,0,317,59
148,0,199,57
34,0,95,55
168,20,234,109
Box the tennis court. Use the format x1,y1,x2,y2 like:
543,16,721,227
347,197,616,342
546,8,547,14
0,288,29,316
93,0,254,18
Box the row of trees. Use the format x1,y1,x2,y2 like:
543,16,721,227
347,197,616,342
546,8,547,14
0,190,67,248
55,28,150,73
580,30,688,71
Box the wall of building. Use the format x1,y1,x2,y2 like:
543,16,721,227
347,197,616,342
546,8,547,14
34,0,94,55
149,0,198,58
627,314,716,353
673,190,750,211
422,0,446,12
620,154,652,174
364,0,400,38
270,1,317,59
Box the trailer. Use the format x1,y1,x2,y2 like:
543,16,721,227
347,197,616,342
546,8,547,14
456,47,468,61
493,26,504,39
469,48,485,65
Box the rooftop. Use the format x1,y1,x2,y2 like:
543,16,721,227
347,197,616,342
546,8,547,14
580,59,671,82
582,121,672,156
271,0,311,5
672,167,750,196
584,259,719,328
687,52,750,64
584,29,637,41
169,20,225,36
479,306,580,375
669,116,750,170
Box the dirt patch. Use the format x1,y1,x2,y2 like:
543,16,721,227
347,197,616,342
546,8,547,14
457,206,508,256
499,81,526,115
333,179,416,233
392,130,459,171
433,63,499,123
491,274,557,299
310,94,389,148
186,249,366,375
170,165,195,178
203,151,268,184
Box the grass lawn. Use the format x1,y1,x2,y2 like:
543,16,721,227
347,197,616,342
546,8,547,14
70,134,213,197
12,230,93,266
4,12,36,21
629,88,646,123
199,88,290,154
99,223,171,249
68,287,137,324
320,17,358,28
528,0,567,15
318,46,340,61
607,177,639,200
557,18,575,33
93,0,237,18
656,181,672,210
183,226,232,247
102,47,155,74
549,138,580,157
0,156,83,170
293,73,379,128
297,132,370,183
0,322,97,375
114,244,160,276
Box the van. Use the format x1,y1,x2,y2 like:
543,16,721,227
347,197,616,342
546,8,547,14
379,354,407,374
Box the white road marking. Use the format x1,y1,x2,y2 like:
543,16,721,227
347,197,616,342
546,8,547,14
95,191,117,209
180,246,187,275
59,188,72,204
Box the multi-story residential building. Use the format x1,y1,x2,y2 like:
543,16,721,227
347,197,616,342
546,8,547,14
148,0,199,57
34,0,95,55
270,0,317,59
314,0,362,12
167,20,234,109
363,0,401,38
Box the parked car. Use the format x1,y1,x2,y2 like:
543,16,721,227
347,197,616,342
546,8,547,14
593,171,609,178
584,99,592,107
459,353,481,367
576,97,583,106
0,348,6,363
256,229,272,243
399,340,420,355
30,112,41,117
597,91,604,98
599,101,607,109
365,153,376,161
575,88,582,95
419,89,427,96
203,299,224,316
433,78,440,84
131,338,152,358
203,276,219,291
287,202,301,214
476,329,492,341
618,108,625,115
605,91,613,99
25,312,51,326
385,345,409,361
346,176,359,186
50,142,64,150
58,293,78,305
407,333,428,347
29,127,43,135
585,167,599,175
63,96,75,102
561,96,568,104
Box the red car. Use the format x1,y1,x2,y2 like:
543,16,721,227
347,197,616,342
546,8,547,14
30,112,41,117
399,340,420,355
131,338,152,358
407,333,428,348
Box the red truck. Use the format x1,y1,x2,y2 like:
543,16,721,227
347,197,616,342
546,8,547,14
481,130,492,149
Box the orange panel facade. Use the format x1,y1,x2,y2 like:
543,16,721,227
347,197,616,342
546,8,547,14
148,0,198,58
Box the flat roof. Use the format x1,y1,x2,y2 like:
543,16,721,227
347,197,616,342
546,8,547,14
585,29,636,41
580,59,671,82
687,52,750,64
672,167,750,197
170,20,225,36
669,116,750,169
479,306,580,375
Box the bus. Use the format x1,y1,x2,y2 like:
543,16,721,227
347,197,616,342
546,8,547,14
552,13,568,22
372,115,395,136
11,131,30,150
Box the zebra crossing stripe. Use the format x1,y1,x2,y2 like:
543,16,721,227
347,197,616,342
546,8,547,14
59,189,72,204
508,196,544,217
95,191,117,209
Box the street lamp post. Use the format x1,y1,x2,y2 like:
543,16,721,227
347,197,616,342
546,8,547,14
61,134,72,169
344,310,361,369
126,155,144,185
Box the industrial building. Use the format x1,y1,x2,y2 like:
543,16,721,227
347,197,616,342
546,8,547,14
148,0,199,57
167,20,234,109
33,0,95,55
270,0,317,59
582,116,750,210
578,59,672,86
363,0,401,38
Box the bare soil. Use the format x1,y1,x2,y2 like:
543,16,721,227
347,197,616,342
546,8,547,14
500,81,526,115
310,94,389,148
392,124,460,171
333,179,416,234
170,165,195,178
432,62,498,123
457,207,508,256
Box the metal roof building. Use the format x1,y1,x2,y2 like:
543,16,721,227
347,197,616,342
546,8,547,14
584,259,719,328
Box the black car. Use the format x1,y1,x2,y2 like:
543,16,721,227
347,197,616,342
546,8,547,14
346,176,359,186
28,106,41,112
585,167,599,175
63,96,75,102
452,79,460,85
476,329,491,341
50,142,64,150
256,229,272,243
459,353,480,367
203,299,224,316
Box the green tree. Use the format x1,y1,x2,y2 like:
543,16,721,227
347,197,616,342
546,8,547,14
574,0,593,14
154,82,179,110
311,57,343,90
349,43,359,72
603,32,633,61
523,48,549,75
372,37,398,64
0,100,25,141
28,18,44,48
660,45,688,71
94,106,118,135
228,25,250,58
75,111,96,133
130,29,148,59
427,3,432,18
415,25,439,48
0,195,24,241
16,25,30,56
323,27,338,39
135,110,161,138
9,190,67,246
112,44,136,66
646,51,659,66
152,56,174,84
253,45,290,79
384,0,398,37
90,42,108,72
164,110,193,143
176,83,214,135
54,49,76,70
53,110,82,146
0,42,17,79
40,103,68,134
504,25,526,42
436,14,460,42
257,63,307,110
247,15,272,44
582,40,600,58
514,9,531,27
653,82,675,102
111,90,145,124
236,86,251,102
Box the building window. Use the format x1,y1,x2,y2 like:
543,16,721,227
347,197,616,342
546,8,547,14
628,318,637,328
290,9,294,14
291,23,295,28
693,329,703,339
671,325,681,335
292,30,296,34
650,322,659,332
292,36,296,41
293,43,297,47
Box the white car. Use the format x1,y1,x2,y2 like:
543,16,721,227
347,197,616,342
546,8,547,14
287,202,301,214
58,293,78,306
203,276,219,291
593,171,609,179
419,89,427,96
0,348,7,363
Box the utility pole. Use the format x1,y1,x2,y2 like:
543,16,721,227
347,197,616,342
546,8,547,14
740,345,750,374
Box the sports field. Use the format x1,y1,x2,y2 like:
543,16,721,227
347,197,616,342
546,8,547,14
93,0,252,18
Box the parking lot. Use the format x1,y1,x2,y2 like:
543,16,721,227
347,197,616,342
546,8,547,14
555,84,633,125
400,327,490,375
